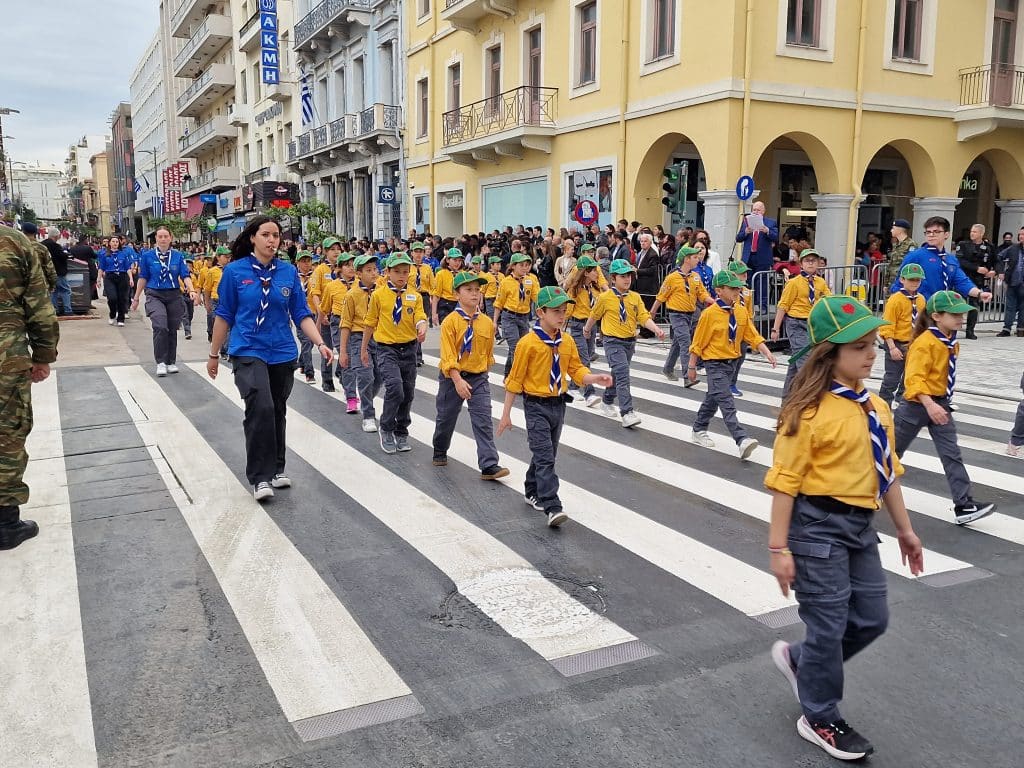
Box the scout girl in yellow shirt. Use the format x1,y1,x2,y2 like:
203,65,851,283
877,263,926,406
497,286,612,527
563,254,604,408
583,259,664,428
319,252,356,396
340,254,382,427
431,247,466,325
894,290,995,524
771,249,832,397
765,295,923,763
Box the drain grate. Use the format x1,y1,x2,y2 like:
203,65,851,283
752,605,802,629
550,639,658,677
291,694,424,742
917,567,993,589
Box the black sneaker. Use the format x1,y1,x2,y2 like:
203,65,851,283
997,329,1011,337
395,434,412,452
305,374,316,384
797,716,874,761
253,482,274,502
432,454,448,466
321,382,336,393
0,519,39,550
954,500,996,525
481,465,510,480
525,495,544,511
965,332,979,340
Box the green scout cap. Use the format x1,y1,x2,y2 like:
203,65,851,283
510,252,532,264
354,254,377,269
609,259,637,275
712,270,745,288
445,247,464,260
322,236,342,249
790,296,890,362
453,271,489,290
727,260,750,274
900,263,925,280
576,255,599,269
488,255,504,264
536,285,575,309
336,251,356,263
387,252,413,267
926,290,972,315
471,256,483,264
296,250,312,261
215,245,230,255
677,245,701,260
579,243,595,253
799,248,821,262
410,241,425,251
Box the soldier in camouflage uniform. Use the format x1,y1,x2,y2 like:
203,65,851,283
880,218,918,292
0,225,59,550
21,222,58,293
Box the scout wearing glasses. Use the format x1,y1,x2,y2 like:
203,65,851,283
340,254,383,431
893,290,996,525
583,258,665,429
432,270,509,481
497,286,613,528
650,245,713,385
689,270,776,459
771,249,831,398
877,262,926,406
361,252,428,455
765,296,924,763
493,252,540,377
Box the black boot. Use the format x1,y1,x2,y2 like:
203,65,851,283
966,309,979,339
0,506,39,551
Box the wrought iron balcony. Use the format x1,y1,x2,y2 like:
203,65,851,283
287,107,400,167
294,0,371,53
442,86,556,165
183,166,240,195
955,65,1024,141
178,115,237,158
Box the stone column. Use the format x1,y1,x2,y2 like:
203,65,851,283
698,190,743,264
811,194,859,266
911,197,962,242
353,174,367,240
996,199,1024,241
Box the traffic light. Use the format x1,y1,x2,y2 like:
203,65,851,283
661,161,687,215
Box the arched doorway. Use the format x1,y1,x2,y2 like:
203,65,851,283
632,132,712,235
856,140,936,246
952,148,1024,243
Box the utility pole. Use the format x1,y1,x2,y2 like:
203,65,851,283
0,107,20,208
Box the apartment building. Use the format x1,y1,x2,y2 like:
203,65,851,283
285,0,405,239
9,162,68,222
86,152,113,234
109,103,137,237
406,0,1024,259
65,134,109,224
131,33,170,235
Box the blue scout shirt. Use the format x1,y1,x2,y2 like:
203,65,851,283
138,248,190,290
99,249,134,273
215,256,313,364
890,243,975,300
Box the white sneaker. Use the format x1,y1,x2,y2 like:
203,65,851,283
599,403,618,418
253,481,274,501
738,437,759,460
156,363,167,377
361,418,378,433
166,364,179,374
1007,442,1021,457
771,641,800,703
525,495,545,511
691,430,715,448
585,394,602,408
108,318,115,325
621,411,642,428
271,473,291,488
117,321,125,327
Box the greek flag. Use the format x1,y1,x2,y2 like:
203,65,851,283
300,68,315,128
133,179,142,194
153,195,164,218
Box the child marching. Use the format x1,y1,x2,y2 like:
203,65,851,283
583,259,665,428
498,286,613,527
689,270,776,458
493,252,540,376
563,254,605,408
893,290,996,524
650,245,713,386
431,247,466,326
316,252,355,393
765,296,924,762
339,254,384,432
771,249,831,398
725,259,753,397
432,271,510,481
877,263,926,406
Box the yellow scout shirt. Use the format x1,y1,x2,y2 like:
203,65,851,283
482,271,501,299
494,274,540,314
365,284,427,345
438,309,495,376
569,282,602,321
432,267,462,302
204,265,223,301
298,271,317,313
340,283,374,333
878,291,925,343
903,330,957,401
764,392,904,510
778,273,831,319
656,268,711,313
590,288,651,338
689,301,764,360
321,278,351,317
409,262,435,294
308,262,332,306
504,330,590,397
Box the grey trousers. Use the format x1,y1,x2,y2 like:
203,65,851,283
692,358,747,443
432,372,499,470
602,337,636,415
878,342,908,405
663,311,696,377
894,399,972,506
523,395,566,513
347,332,381,419
787,497,888,725
566,318,595,397
1012,372,1024,447
782,316,811,397
377,341,417,437
731,345,747,385
296,324,314,376
501,311,532,376
145,288,184,365
336,318,357,399
320,318,336,382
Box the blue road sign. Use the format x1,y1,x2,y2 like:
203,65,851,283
378,186,397,205
736,175,755,201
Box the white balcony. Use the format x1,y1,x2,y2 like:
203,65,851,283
238,12,261,52
228,103,250,127
173,14,232,79
294,0,371,54
170,0,218,39
178,116,238,158
441,0,518,32
176,64,235,119
183,166,241,195
955,64,1024,141
266,82,291,103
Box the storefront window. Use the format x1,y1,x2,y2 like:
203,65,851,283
566,167,614,228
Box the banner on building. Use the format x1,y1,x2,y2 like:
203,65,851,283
260,0,280,85
161,161,190,215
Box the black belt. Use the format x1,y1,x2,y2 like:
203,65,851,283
523,393,572,404
504,310,531,316
666,309,695,315
604,334,635,340
378,340,417,349
801,495,874,516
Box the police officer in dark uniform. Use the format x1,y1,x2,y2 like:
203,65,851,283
955,223,995,339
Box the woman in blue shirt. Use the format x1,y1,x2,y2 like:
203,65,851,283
97,235,134,326
207,216,333,502
131,227,197,376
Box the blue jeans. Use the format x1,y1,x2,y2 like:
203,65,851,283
52,276,72,315
1003,283,1024,332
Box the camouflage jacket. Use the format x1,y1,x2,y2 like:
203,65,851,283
0,225,59,372
881,237,918,287
30,240,59,292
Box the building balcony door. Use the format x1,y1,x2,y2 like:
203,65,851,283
992,0,1018,106
527,29,542,123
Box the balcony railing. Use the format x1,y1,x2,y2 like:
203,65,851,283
179,116,233,153
288,107,399,164
442,86,557,147
959,64,1024,108
173,16,230,75
246,167,270,183
360,103,401,134
295,0,371,49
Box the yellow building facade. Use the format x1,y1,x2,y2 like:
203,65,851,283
405,0,1024,262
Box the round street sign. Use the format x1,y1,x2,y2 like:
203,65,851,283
736,175,755,201
573,199,599,227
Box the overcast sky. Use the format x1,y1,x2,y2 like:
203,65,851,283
3,1,159,168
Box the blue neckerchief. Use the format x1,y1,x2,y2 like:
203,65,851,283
454,306,477,358
250,256,277,333
532,323,562,393
924,244,954,290
586,284,596,308
715,298,737,343
677,267,692,295
899,290,919,325
801,270,816,304
611,287,628,323
829,382,896,498
388,281,403,325
928,327,957,399
156,248,172,285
